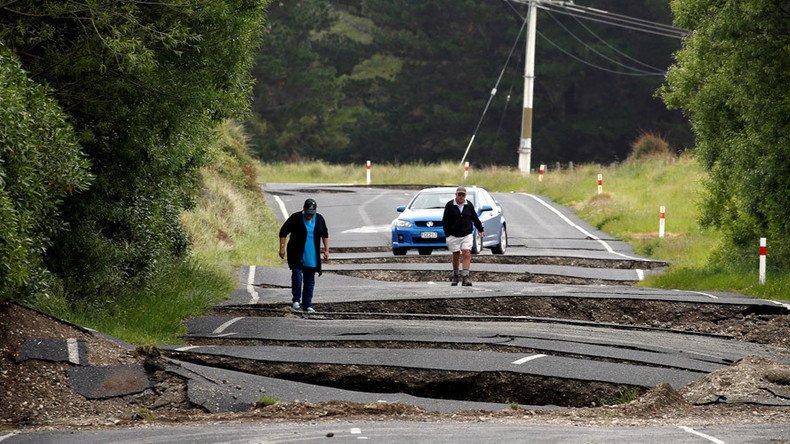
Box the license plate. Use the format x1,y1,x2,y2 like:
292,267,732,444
420,231,438,239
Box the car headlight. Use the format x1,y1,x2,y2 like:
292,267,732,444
395,219,412,228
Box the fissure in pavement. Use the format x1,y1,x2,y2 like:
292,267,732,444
163,351,643,408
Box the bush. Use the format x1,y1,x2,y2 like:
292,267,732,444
628,132,674,161
0,46,92,302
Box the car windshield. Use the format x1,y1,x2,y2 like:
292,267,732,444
409,191,474,210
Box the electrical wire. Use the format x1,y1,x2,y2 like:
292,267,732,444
545,9,665,75
571,14,665,72
459,6,529,165
503,0,669,76
536,3,686,39
551,1,687,35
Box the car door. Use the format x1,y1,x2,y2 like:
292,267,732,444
477,190,500,244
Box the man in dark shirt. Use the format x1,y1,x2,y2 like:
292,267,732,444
441,186,484,286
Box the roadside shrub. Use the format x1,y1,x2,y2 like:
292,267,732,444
0,46,92,302
628,132,674,161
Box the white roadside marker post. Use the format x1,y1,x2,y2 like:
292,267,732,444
759,237,767,284
539,164,545,182
597,174,603,194
366,160,371,185
659,206,666,238
464,161,470,180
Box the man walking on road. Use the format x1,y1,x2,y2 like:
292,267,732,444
442,186,484,286
279,198,329,313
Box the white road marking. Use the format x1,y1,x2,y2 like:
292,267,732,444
246,266,259,304
358,193,383,227
427,281,436,285
214,332,237,337
635,269,644,281
0,432,18,442
213,317,243,334
676,426,725,444
341,225,391,234
350,428,362,434
66,338,80,365
521,193,641,260
273,195,289,220
673,289,718,299
512,354,547,365
175,346,200,352
766,300,790,310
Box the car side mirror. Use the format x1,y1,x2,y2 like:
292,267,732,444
481,205,493,212
396,205,406,212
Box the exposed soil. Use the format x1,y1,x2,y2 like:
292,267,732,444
331,255,667,270
3,301,790,431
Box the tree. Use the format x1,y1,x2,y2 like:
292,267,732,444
0,44,92,302
661,0,790,267
1,0,268,297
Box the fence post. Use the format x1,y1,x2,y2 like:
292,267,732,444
366,160,371,185
539,164,545,182
464,161,469,180
597,174,603,194
659,206,666,238
759,237,767,284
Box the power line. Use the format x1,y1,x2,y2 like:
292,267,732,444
545,9,665,75
571,15,665,72
508,0,687,39
502,0,667,76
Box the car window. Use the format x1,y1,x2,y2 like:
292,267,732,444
409,192,474,209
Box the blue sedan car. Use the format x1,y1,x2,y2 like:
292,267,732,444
391,186,507,256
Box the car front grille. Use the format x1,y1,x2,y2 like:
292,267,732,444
414,221,443,227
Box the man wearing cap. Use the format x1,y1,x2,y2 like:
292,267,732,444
279,198,329,313
442,186,484,286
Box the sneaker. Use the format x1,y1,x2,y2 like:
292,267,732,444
292,302,301,310
462,275,472,286
451,274,460,286
304,307,316,314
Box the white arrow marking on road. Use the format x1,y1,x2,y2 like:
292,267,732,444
341,225,391,234
67,338,80,365
273,195,289,220
521,193,641,260
676,426,725,444
213,317,243,334
512,354,547,365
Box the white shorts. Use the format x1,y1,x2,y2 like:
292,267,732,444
446,234,473,252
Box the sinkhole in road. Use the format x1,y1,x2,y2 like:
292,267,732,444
164,351,645,408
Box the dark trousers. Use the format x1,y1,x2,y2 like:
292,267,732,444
291,267,317,308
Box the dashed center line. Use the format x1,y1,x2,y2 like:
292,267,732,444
213,317,243,334
247,266,259,304
676,426,725,444
350,428,362,434
512,354,547,365
66,338,80,365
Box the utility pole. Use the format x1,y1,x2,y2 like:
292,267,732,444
518,0,537,174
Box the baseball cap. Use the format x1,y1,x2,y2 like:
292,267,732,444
303,198,317,214
456,186,466,194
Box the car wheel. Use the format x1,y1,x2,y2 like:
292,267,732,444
418,248,432,256
393,248,407,256
491,225,507,254
471,231,482,255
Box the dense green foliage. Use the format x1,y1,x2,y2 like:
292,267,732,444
1,1,268,299
0,45,92,302
248,0,692,165
661,0,790,267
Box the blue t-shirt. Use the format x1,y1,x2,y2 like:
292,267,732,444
302,214,317,267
